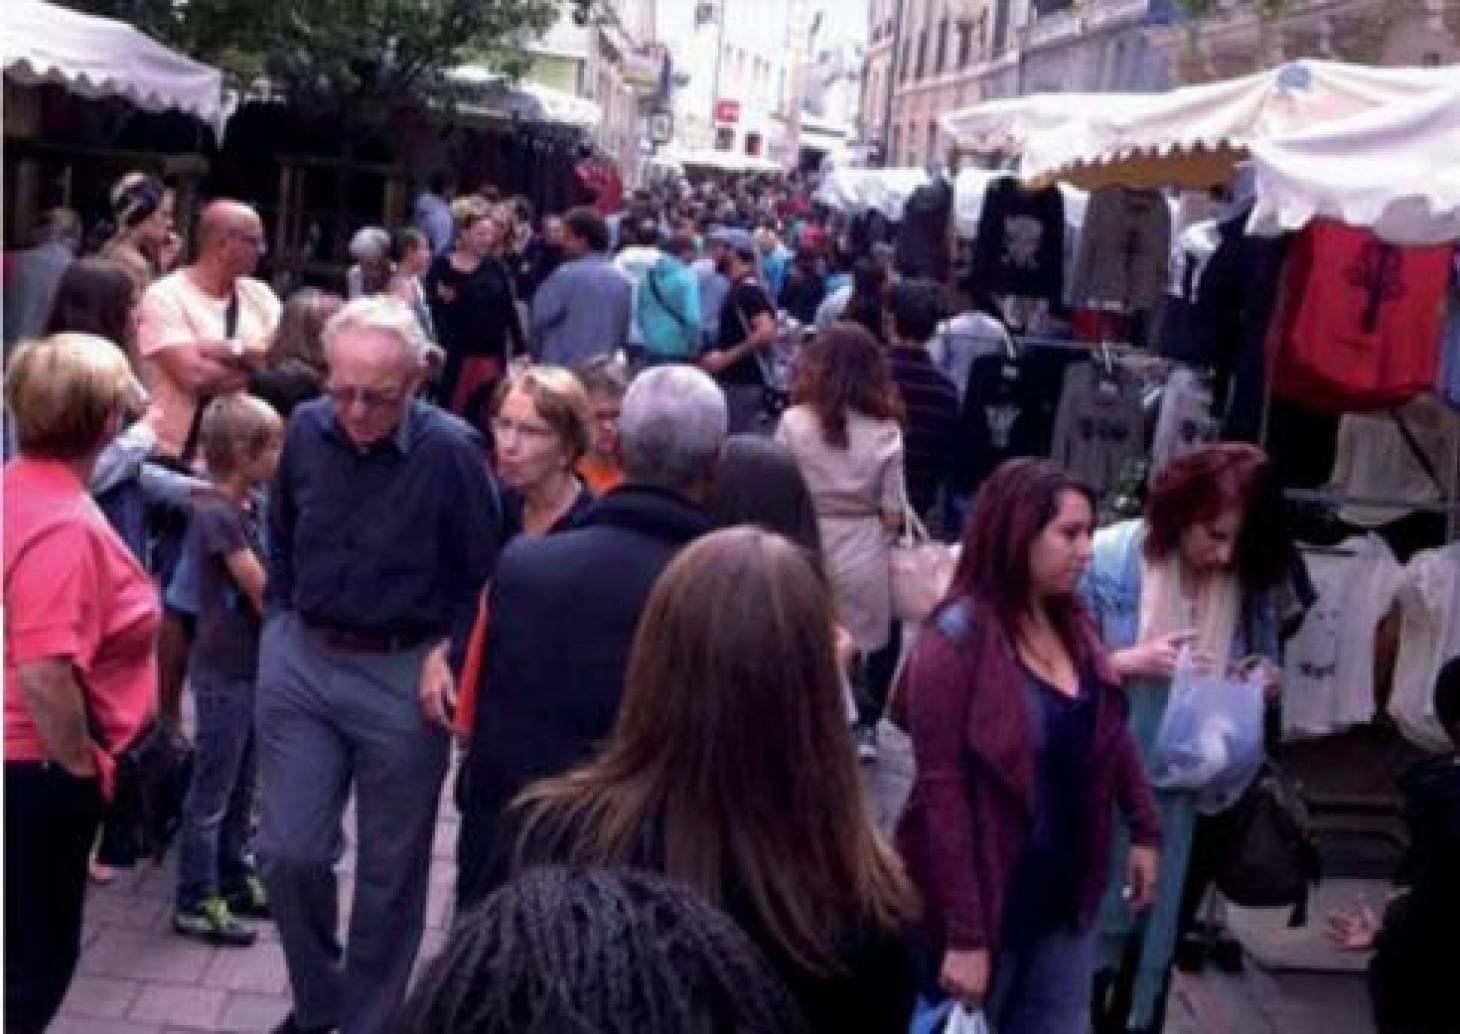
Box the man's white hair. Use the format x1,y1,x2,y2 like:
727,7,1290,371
348,225,392,262
321,295,428,366
619,365,727,492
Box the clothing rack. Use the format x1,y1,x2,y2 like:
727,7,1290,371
1281,486,1460,515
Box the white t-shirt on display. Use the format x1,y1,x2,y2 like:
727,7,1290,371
1390,543,1460,753
1282,535,1405,740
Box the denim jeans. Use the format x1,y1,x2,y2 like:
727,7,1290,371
985,926,1098,1034
176,669,257,910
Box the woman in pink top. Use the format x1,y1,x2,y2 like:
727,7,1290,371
4,333,160,1033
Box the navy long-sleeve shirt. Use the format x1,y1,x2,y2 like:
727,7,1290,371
266,397,500,667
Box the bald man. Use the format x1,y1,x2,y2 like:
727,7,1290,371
137,200,281,460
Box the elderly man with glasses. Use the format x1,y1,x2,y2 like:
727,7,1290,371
257,296,501,1034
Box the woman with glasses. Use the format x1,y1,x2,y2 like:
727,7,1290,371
425,197,526,436
491,366,596,541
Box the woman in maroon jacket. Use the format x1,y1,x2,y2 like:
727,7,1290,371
895,458,1162,1034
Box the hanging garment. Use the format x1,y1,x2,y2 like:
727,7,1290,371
1049,362,1146,498
1282,535,1406,740
894,176,954,282
1328,394,1460,528
1150,367,1219,476
1071,188,1173,313
1390,544,1460,753
1269,219,1452,413
1158,221,1222,362
971,178,1065,302
955,347,1084,494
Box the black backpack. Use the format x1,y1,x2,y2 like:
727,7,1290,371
1211,762,1323,925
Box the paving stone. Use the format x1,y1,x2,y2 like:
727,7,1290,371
217,991,292,1032
58,974,141,1019
199,940,290,995
86,890,169,931
80,929,215,983
128,984,228,1028
50,1016,163,1034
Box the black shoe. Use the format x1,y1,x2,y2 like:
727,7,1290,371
272,1013,335,1034
1211,933,1245,974
1174,934,1208,973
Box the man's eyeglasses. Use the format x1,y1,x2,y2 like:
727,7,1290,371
327,384,407,410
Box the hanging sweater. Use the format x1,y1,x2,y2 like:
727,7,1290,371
1071,187,1173,312
971,178,1066,302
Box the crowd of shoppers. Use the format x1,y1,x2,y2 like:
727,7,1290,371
7,163,1454,1034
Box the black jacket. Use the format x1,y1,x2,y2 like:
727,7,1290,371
455,485,713,909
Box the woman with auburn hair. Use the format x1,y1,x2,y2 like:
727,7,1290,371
895,458,1162,1034
1082,443,1289,1034
510,527,919,1033
776,321,906,761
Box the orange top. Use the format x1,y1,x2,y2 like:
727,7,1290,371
577,454,624,497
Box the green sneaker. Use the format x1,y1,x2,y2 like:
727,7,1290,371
226,873,271,920
173,896,257,946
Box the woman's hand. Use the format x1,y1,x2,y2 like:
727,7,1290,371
939,948,990,1006
1126,845,1161,911
833,623,856,674
1112,630,1200,680
1326,905,1380,951
1234,655,1282,702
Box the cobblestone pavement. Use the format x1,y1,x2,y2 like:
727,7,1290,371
55,724,1371,1032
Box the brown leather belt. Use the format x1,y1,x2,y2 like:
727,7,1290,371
301,616,435,654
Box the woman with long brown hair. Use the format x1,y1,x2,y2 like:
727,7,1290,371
776,321,906,760
896,458,1162,1034
509,527,919,1032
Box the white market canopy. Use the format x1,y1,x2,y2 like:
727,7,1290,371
1247,85,1460,246
663,146,780,174
1020,59,1460,190
952,167,1088,238
813,167,930,219
940,91,1156,155
448,66,600,129
0,0,234,137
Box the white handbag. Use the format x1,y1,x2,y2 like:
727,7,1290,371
890,499,958,624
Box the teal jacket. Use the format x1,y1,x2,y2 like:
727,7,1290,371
637,255,702,360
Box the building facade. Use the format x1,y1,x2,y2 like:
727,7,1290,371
866,0,1459,169
524,0,662,182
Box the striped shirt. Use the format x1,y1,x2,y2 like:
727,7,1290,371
888,343,960,517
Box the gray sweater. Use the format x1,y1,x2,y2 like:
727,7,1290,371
530,253,634,365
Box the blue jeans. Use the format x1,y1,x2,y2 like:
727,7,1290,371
985,926,1097,1034
176,669,257,910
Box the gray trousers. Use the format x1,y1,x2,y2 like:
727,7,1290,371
255,613,448,1034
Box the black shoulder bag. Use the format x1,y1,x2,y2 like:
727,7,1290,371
177,290,240,466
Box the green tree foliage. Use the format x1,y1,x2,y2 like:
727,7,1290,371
60,0,560,112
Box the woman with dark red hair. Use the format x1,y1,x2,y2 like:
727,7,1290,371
895,458,1161,1034
1082,443,1290,1034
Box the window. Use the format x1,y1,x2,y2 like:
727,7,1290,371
992,0,1012,54
927,120,938,164
890,123,901,164
715,127,735,151
899,39,910,82
936,17,948,75
916,29,927,79
957,20,972,67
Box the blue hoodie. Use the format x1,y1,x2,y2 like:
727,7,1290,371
637,254,702,360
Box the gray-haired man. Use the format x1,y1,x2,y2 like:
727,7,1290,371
258,296,500,1034
455,364,727,910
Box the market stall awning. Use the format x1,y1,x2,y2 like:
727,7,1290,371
1021,60,1460,190
448,66,600,129
813,167,930,219
952,167,1089,238
940,91,1156,154
663,147,780,174
1247,85,1460,246
0,0,234,137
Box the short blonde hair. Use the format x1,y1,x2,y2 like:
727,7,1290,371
200,392,283,478
5,333,142,459
451,196,492,232
494,365,594,463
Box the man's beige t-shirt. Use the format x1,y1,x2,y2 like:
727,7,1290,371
137,270,281,457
